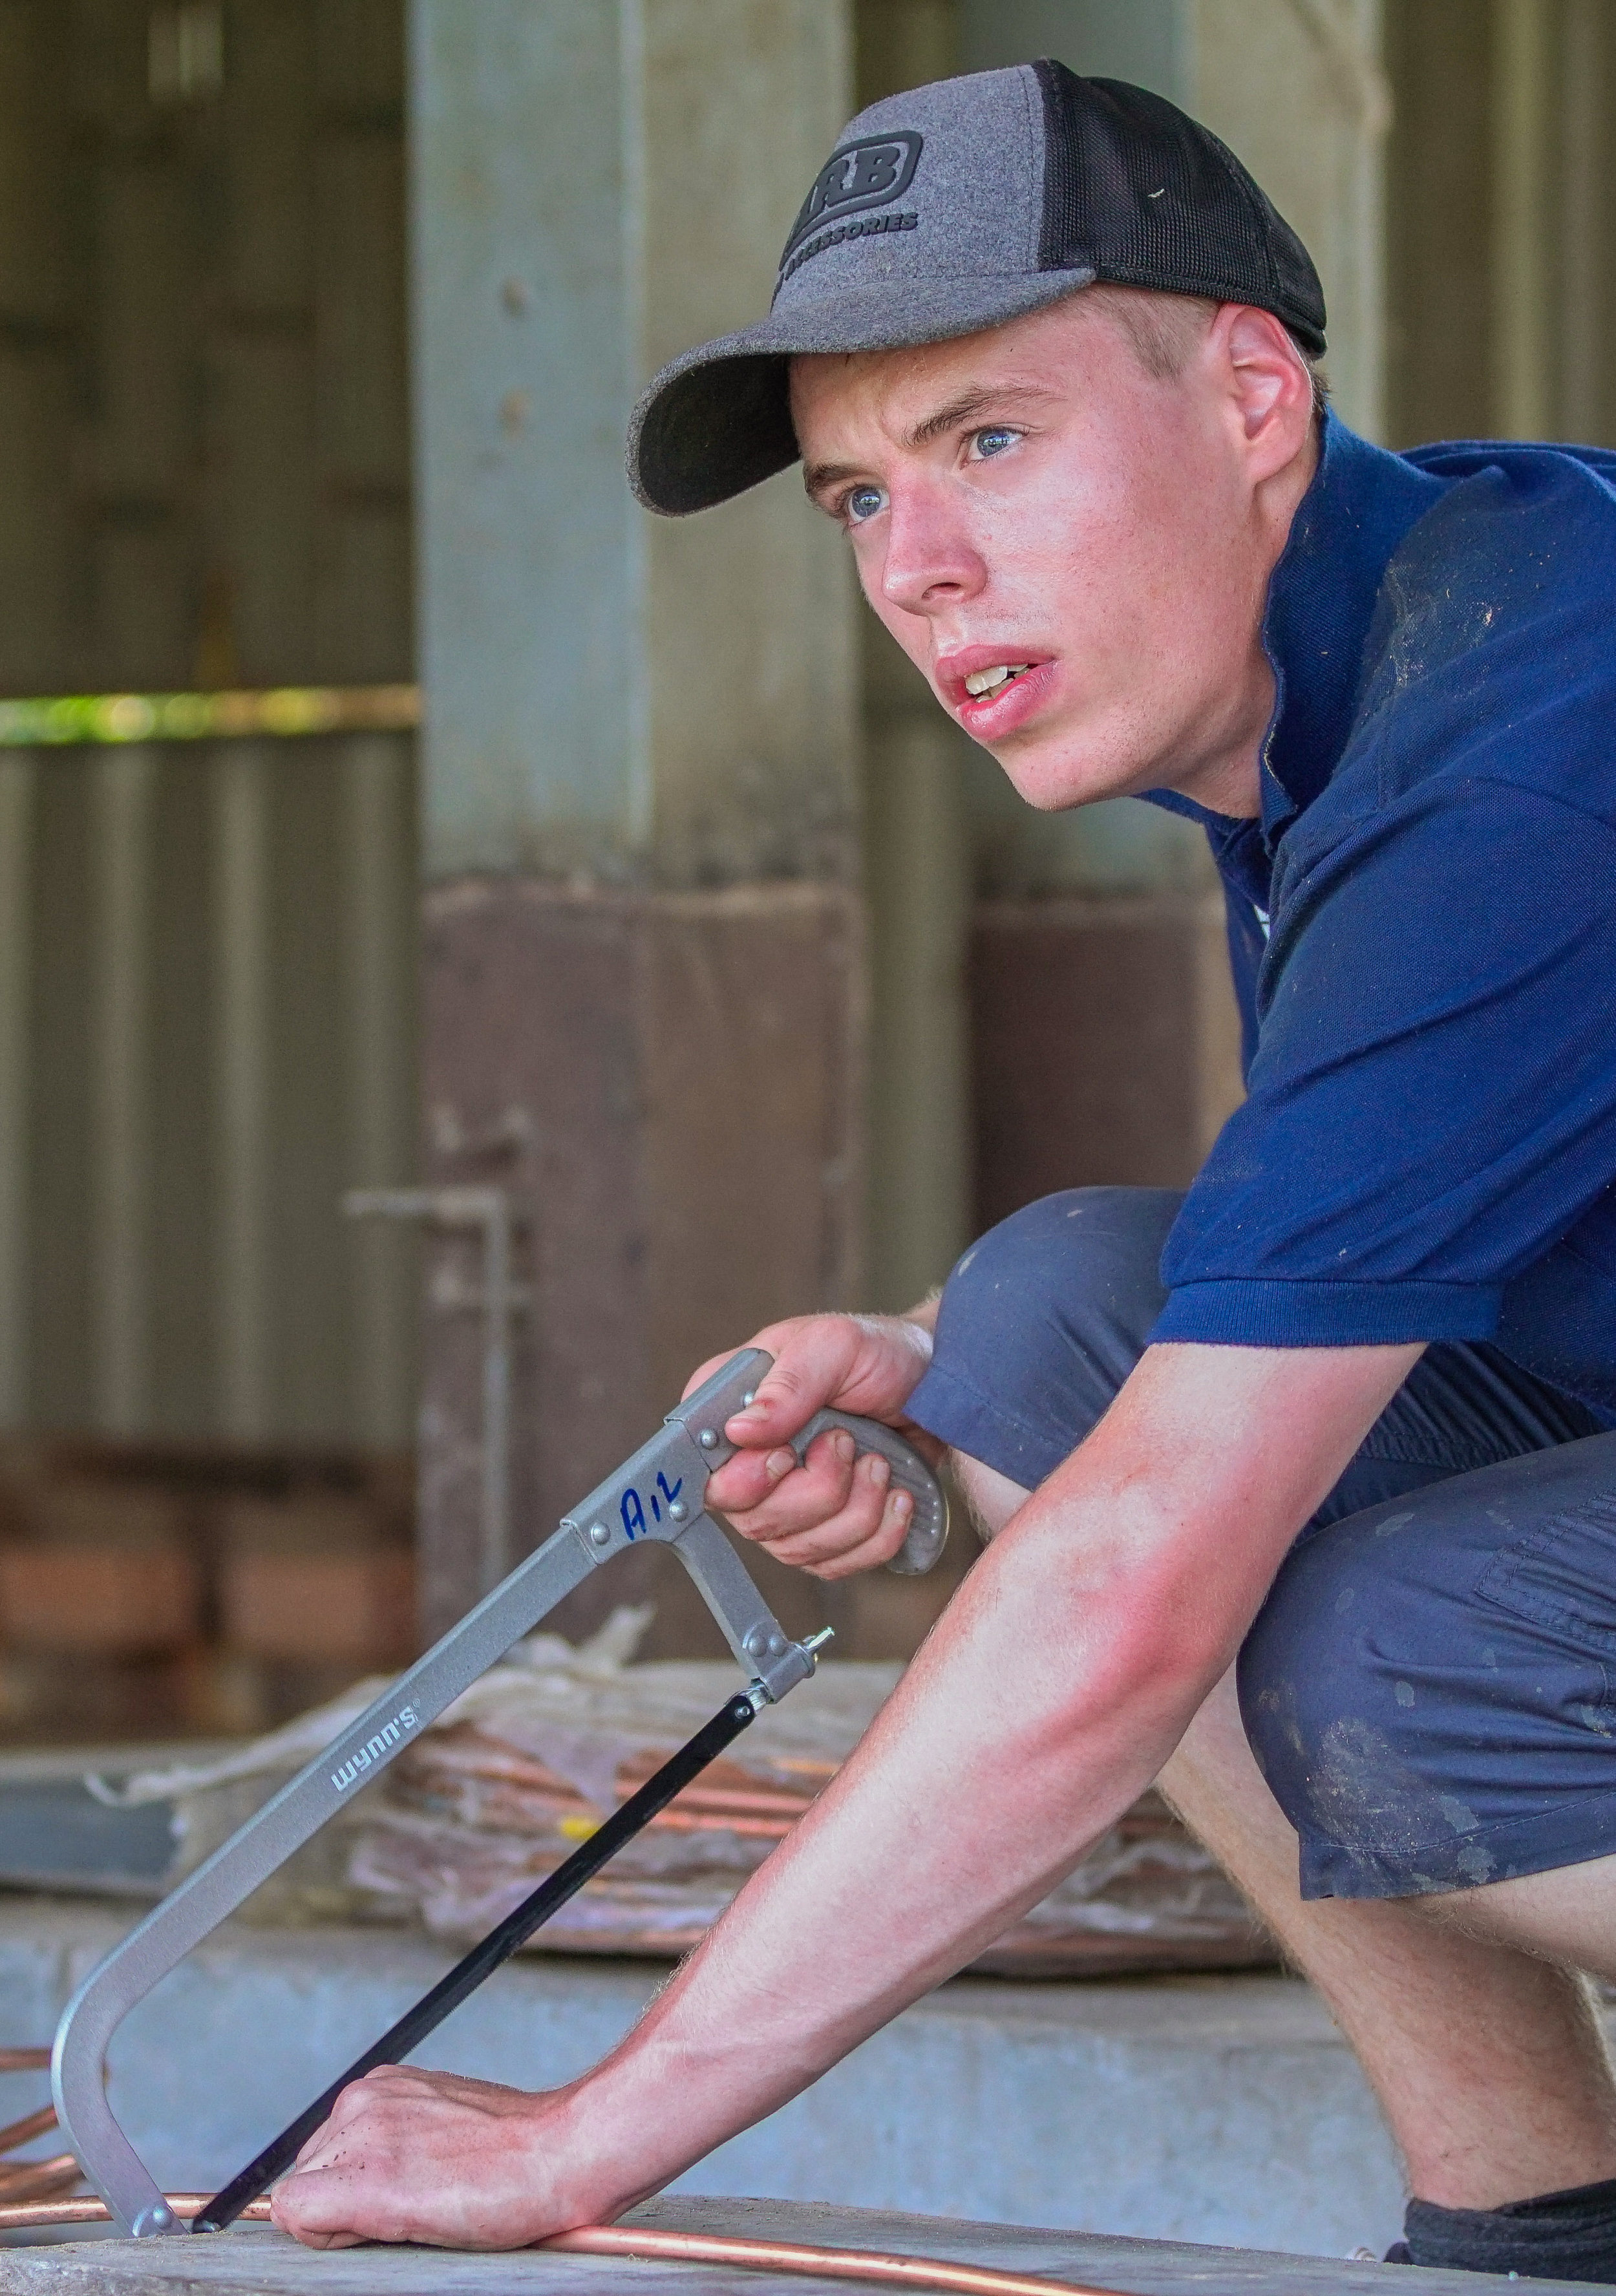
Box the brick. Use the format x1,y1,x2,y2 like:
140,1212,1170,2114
218,1494,415,1666
0,1516,200,1657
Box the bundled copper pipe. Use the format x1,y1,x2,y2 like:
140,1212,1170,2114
0,2193,1133,2295
0,2102,58,2156
0,2154,79,2205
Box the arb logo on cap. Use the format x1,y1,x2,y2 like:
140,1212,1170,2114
784,131,923,258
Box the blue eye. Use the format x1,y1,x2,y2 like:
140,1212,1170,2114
844,484,885,523
974,427,1018,458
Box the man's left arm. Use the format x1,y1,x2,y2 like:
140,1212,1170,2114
272,1335,1418,2253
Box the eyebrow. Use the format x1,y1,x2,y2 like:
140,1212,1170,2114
802,381,1058,504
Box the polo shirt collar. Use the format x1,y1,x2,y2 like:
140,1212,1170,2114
1145,410,1448,864
1257,409,1447,835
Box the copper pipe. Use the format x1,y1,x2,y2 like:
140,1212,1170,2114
0,2154,79,2204
648,1809,791,1840
0,2193,266,2231
0,2050,50,2074
0,2195,1131,2293
548,2224,1132,2296
0,2103,58,2156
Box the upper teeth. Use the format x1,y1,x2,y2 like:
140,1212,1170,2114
964,664,1029,697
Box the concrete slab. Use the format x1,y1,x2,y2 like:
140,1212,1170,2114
0,2196,1585,2296
0,1902,1412,2260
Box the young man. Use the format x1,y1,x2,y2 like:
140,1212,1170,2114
276,68,1616,2279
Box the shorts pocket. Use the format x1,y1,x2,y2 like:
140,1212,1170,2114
1476,1491,1616,1655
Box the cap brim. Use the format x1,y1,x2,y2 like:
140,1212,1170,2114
628,268,1095,516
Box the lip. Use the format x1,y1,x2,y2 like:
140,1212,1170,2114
935,645,1058,737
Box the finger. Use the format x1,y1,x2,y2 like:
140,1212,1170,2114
703,1441,802,1516
708,1423,857,1518
803,1484,919,1580
271,2177,368,2251
747,1451,904,1569
716,1427,862,1538
272,2163,393,2249
720,1319,862,1445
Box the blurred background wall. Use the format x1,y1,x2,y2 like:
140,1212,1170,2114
0,1,1612,1732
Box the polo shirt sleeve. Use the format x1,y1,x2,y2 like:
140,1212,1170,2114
1153,777,1616,1348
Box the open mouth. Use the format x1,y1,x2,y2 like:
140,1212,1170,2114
961,663,1034,699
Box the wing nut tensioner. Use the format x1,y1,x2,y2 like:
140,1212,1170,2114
52,1348,947,2237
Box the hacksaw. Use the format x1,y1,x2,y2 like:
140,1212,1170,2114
50,1346,947,2238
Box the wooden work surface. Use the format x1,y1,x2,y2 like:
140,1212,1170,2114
0,2193,1592,2295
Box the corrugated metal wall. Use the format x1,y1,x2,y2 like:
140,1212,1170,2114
0,1,418,1446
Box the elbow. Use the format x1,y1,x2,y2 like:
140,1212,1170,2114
1021,1544,1239,1752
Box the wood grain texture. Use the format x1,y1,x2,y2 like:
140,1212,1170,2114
0,2192,1569,2294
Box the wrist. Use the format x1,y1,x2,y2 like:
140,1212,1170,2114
542,2065,693,2228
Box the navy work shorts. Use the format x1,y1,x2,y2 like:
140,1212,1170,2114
906,1187,1616,1902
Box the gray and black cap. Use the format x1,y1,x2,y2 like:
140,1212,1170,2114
628,61,1325,517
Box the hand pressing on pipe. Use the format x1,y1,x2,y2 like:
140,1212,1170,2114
685,1308,944,1579
270,2065,582,2251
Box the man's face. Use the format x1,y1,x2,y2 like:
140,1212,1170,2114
789,295,1315,819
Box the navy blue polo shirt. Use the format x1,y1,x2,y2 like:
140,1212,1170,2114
1147,410,1616,1429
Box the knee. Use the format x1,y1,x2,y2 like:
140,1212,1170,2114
934,1185,1184,1345
913,1187,1187,1495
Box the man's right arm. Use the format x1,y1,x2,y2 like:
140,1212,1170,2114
271,1332,1418,2252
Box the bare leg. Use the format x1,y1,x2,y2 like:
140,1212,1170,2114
953,1452,1616,2208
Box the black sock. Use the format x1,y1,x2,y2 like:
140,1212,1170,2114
1391,2178,1616,2281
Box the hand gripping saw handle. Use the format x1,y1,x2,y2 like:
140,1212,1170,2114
52,1348,948,2237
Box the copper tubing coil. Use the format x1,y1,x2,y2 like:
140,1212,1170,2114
0,2196,1131,2295
640,1807,791,1840
0,2154,79,2205
0,2103,58,2157
432,1736,829,1823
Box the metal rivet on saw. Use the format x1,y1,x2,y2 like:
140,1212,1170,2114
589,1522,610,1545
668,1500,687,1521
698,1428,719,1449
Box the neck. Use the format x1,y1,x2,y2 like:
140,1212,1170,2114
1157,418,1323,822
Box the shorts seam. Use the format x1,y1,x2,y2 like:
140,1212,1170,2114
1359,1429,1521,1473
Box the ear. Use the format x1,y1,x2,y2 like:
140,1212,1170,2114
1213,304,1316,483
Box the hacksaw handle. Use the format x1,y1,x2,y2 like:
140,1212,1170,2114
683,1349,948,1577
790,1407,948,1575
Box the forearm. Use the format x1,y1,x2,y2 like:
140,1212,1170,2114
555,1340,1418,2215
556,1524,1178,2213
270,1341,1419,2251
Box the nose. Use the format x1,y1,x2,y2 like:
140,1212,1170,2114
878,481,988,619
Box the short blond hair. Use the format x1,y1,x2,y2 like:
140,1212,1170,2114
1085,282,1330,421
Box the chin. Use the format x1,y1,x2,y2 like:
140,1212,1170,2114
992,736,1142,814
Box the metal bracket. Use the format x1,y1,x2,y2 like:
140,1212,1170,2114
52,1346,948,2236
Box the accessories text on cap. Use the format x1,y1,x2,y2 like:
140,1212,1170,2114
628,61,1326,518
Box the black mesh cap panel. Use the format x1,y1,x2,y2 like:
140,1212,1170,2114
1032,62,1326,354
